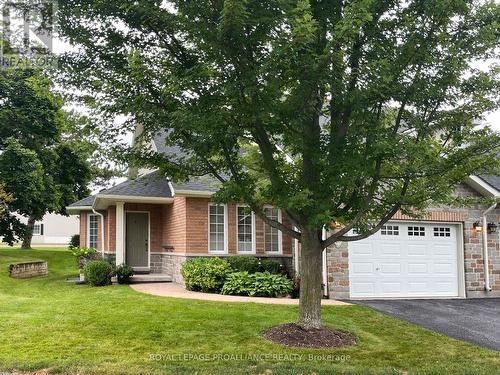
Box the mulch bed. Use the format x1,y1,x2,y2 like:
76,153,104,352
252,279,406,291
262,323,356,348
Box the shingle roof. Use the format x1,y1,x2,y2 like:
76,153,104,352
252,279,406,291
68,195,96,207
478,175,500,193
99,170,173,198
67,171,173,208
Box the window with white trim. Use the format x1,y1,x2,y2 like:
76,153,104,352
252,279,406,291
408,226,425,236
237,206,253,253
381,225,399,236
32,223,42,236
264,207,281,253
209,204,226,252
433,227,451,237
87,214,98,248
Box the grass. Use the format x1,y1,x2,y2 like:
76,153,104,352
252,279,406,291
0,248,498,375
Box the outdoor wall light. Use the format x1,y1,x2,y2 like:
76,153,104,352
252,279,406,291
487,222,498,234
473,221,483,232
329,221,342,230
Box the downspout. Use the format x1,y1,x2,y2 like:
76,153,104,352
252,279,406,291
322,227,329,298
92,208,106,257
481,204,496,292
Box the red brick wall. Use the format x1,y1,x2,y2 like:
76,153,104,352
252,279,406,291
79,212,87,248
180,198,293,255
185,197,210,253
107,206,116,252
162,197,187,253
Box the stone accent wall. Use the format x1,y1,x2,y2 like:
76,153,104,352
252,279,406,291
153,253,293,285
326,242,349,299
9,261,48,278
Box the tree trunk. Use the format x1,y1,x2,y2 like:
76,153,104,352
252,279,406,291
297,229,324,329
21,216,36,249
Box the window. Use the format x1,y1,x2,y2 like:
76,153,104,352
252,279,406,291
209,204,227,252
87,214,98,248
381,225,399,236
264,207,281,253
237,206,254,253
434,227,451,237
408,226,425,236
32,223,42,236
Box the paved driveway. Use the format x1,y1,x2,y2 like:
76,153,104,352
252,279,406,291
354,299,500,351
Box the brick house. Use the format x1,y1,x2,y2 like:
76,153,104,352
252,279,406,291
67,134,500,299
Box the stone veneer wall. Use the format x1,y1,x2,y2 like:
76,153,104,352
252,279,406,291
150,253,293,285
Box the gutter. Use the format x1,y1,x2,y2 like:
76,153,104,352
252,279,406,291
481,204,496,292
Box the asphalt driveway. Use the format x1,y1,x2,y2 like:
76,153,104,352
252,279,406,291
354,298,500,351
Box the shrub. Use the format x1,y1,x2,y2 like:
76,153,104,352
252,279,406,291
115,264,134,284
222,271,293,297
227,256,260,273
259,259,282,274
69,234,80,248
181,257,231,293
220,271,253,296
84,260,114,286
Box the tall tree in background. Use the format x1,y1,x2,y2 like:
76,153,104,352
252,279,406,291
59,0,500,328
0,69,93,248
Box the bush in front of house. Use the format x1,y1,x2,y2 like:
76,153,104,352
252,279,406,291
259,259,282,274
181,257,231,293
69,246,102,270
115,264,134,284
221,271,293,297
84,260,114,286
69,234,80,248
227,256,260,273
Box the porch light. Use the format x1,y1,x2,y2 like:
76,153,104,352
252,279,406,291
473,222,483,232
487,222,498,234
329,221,342,230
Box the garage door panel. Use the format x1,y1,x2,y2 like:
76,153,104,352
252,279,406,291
407,263,428,274
351,243,374,256
379,243,401,256
380,263,401,274
351,262,374,275
348,222,460,298
407,244,427,256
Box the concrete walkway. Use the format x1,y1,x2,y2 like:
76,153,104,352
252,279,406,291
130,282,350,305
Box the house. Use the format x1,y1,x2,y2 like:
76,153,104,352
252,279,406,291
1,213,79,247
67,134,500,299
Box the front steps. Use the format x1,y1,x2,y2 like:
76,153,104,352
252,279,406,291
129,274,172,283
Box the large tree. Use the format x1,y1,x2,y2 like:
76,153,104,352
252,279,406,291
0,69,93,248
58,0,500,328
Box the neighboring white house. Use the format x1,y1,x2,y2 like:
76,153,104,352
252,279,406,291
1,213,79,247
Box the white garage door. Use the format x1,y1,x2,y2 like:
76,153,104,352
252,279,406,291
349,222,460,298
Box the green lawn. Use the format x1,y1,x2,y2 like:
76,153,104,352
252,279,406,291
0,248,498,375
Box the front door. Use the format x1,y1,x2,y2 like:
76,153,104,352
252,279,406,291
125,212,149,269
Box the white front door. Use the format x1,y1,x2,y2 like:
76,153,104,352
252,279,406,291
348,222,460,298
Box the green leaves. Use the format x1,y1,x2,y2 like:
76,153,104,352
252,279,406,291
57,0,500,241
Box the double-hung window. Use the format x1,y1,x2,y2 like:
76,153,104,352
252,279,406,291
209,204,227,253
87,214,98,249
237,206,254,253
263,207,282,253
